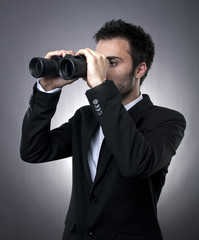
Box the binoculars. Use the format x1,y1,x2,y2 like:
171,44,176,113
29,54,87,80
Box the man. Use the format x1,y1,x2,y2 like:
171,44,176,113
20,19,186,240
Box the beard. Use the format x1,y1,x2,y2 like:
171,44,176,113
113,70,135,98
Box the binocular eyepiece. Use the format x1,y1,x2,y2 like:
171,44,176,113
29,54,87,80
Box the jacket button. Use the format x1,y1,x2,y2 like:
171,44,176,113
92,99,99,105
91,197,97,204
88,232,95,239
97,110,103,116
94,103,100,109
95,107,101,112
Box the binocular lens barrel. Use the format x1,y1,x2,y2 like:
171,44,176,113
59,58,76,80
33,61,43,77
29,58,45,78
29,55,87,80
29,57,60,78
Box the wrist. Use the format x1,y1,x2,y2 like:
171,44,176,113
89,78,106,88
38,79,61,93
40,78,56,91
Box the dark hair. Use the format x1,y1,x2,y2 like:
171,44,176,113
93,19,155,85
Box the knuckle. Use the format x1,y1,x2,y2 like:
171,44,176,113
91,58,97,64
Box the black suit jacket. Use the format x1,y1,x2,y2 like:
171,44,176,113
20,80,186,240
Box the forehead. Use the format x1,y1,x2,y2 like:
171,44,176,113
96,37,131,57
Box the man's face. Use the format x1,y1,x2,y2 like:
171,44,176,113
96,37,135,97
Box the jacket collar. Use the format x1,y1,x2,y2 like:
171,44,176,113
127,94,153,118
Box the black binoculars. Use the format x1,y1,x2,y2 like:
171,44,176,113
29,54,87,80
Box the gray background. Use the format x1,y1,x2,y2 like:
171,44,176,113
0,0,198,239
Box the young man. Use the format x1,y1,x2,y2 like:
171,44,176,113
20,20,186,240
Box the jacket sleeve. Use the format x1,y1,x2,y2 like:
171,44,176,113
86,80,186,180
20,84,73,163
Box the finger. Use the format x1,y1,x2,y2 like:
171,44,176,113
59,49,76,57
76,48,96,58
44,50,62,59
85,48,109,70
80,48,108,65
45,50,75,59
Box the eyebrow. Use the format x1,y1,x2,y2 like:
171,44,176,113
106,56,123,61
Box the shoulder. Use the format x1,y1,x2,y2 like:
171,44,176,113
149,105,185,123
140,94,185,121
134,95,186,132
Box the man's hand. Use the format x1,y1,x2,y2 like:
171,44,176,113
76,48,109,88
40,50,78,91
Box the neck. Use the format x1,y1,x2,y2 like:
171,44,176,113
122,87,140,105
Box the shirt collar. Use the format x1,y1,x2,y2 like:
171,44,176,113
124,93,143,111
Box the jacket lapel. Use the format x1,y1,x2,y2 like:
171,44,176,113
93,139,112,185
128,94,153,119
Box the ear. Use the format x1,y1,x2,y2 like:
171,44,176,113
134,62,147,79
